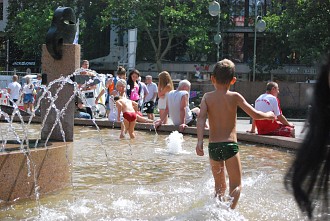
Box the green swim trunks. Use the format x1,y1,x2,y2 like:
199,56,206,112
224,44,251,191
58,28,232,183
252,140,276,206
208,142,239,161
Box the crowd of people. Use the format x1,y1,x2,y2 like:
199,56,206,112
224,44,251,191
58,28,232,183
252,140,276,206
4,59,301,141
73,60,204,139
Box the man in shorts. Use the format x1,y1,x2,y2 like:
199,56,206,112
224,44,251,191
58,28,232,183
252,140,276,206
7,75,21,106
143,75,158,120
253,82,295,137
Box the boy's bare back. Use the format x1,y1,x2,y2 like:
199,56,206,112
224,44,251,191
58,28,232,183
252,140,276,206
117,98,136,113
203,89,241,143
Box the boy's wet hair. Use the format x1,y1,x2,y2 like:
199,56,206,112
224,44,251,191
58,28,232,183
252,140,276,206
212,59,235,84
114,96,121,101
116,79,127,88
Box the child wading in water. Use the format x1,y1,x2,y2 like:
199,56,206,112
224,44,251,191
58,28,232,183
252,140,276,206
195,59,275,209
115,95,139,139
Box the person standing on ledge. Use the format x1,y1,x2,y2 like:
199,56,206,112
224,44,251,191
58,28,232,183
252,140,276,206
195,59,275,209
7,75,21,106
248,82,295,137
143,75,158,120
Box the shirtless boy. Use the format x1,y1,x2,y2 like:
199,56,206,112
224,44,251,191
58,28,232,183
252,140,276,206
115,95,138,139
195,59,275,209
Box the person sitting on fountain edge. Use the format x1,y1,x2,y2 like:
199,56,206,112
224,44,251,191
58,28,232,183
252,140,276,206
155,79,208,132
247,81,295,137
195,59,275,209
115,95,139,139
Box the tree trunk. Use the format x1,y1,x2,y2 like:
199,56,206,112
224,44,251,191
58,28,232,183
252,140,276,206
156,59,162,72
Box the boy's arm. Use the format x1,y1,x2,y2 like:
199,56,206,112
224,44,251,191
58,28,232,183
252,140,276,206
237,93,275,120
132,101,139,111
196,95,208,156
116,101,122,122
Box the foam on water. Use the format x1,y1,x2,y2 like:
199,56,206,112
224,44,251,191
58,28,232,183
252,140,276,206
165,131,184,154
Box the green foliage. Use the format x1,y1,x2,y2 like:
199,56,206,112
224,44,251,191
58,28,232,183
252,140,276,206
101,0,215,70
7,0,328,71
6,0,82,59
257,0,330,71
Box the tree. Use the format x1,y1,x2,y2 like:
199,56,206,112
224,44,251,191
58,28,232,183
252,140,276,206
283,0,330,64
257,0,330,72
101,0,214,71
6,1,83,60
78,0,110,60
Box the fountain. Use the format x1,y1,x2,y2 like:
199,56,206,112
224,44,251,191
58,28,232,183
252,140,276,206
165,130,185,154
0,6,308,221
0,63,307,220
0,7,78,206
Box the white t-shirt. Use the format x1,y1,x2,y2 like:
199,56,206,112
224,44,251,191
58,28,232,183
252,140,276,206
255,93,281,116
22,83,34,94
145,82,158,102
8,81,22,100
254,93,283,134
167,90,193,126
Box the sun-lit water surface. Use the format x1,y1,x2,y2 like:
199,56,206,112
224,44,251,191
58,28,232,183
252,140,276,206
0,124,307,221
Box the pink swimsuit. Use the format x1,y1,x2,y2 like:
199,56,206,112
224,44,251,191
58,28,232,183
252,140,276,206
130,84,140,101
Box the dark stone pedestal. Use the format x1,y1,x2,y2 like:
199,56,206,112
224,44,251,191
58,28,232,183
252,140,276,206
41,44,80,142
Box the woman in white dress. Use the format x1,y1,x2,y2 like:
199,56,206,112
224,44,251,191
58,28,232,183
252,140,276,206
157,71,174,124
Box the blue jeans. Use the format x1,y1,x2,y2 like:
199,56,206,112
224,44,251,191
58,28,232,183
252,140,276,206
75,111,91,119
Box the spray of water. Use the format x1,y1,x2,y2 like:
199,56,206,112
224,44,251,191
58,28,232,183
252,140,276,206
165,131,184,154
0,68,112,214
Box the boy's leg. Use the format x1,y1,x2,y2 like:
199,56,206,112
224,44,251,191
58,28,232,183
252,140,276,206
225,153,242,209
210,159,226,198
128,120,136,139
120,119,129,138
29,102,34,112
124,119,130,133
